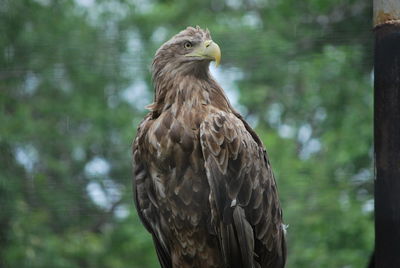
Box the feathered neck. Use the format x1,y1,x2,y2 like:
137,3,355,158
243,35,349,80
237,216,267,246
148,65,233,117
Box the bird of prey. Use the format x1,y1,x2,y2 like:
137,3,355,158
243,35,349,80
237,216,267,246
133,26,286,268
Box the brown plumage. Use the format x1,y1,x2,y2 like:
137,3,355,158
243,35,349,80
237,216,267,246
133,26,286,268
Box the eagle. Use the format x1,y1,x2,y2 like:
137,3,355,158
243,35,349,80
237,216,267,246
133,26,286,268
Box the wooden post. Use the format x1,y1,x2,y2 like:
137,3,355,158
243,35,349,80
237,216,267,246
374,0,400,267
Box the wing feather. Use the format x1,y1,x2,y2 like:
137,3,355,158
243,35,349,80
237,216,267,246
233,206,255,268
200,111,286,268
133,116,172,268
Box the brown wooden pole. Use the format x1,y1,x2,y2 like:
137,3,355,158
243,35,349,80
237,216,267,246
374,0,400,267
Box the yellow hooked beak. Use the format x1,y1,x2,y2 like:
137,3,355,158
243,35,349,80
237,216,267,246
185,40,221,67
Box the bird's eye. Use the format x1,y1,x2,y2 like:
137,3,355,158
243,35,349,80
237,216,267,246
184,42,192,49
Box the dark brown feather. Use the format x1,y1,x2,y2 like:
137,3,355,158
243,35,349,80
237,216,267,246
133,26,286,268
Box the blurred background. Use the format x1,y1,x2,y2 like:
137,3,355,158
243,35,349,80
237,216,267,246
0,0,373,267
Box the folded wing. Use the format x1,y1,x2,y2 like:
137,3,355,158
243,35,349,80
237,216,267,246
200,111,286,268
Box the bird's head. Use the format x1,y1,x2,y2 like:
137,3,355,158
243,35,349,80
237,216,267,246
152,26,221,79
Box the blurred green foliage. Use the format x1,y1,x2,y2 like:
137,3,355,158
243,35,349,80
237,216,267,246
0,0,372,267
